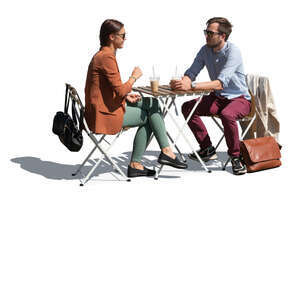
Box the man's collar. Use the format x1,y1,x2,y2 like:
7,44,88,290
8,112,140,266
209,41,228,54
217,41,228,54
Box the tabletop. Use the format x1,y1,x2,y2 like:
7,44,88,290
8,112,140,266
132,85,212,97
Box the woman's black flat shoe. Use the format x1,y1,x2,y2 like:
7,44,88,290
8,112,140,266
127,165,156,178
157,152,188,169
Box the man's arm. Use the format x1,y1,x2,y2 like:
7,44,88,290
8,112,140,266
171,77,223,91
193,80,223,91
190,46,241,91
170,48,205,90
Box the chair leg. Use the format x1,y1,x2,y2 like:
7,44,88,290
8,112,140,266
216,115,256,171
240,115,256,140
72,135,106,176
211,116,225,151
72,145,97,176
166,131,186,162
154,165,164,180
222,157,231,170
93,136,130,181
79,133,130,185
80,154,106,185
215,135,225,150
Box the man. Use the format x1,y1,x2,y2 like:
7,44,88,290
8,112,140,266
171,17,251,175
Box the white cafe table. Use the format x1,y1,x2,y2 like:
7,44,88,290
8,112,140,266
132,85,212,179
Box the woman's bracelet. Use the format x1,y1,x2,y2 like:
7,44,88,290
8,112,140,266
129,76,137,82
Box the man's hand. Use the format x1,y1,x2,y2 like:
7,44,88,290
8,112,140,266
126,93,141,103
169,76,192,91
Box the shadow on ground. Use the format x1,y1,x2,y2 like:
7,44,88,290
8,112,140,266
10,151,232,181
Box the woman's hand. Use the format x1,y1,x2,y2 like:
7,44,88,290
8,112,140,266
126,93,141,103
131,66,143,80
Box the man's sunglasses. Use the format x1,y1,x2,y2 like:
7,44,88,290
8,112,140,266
203,29,222,37
116,33,126,40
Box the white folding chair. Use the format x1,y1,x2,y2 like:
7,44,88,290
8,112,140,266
210,91,257,170
66,84,131,185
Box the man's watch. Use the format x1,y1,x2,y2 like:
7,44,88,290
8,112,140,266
191,81,197,89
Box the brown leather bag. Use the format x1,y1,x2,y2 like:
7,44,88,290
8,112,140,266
240,136,281,173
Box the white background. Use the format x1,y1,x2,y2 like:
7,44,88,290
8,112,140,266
1,1,300,299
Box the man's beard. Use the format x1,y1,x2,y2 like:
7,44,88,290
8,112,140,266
206,39,222,49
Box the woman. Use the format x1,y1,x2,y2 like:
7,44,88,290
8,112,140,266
85,19,187,177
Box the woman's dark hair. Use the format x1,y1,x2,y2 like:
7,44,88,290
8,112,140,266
99,19,124,46
206,17,233,41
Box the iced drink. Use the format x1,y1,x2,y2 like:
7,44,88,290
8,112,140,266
150,77,159,93
170,75,182,90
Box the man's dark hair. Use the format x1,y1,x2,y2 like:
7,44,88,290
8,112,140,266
99,19,124,46
206,17,233,41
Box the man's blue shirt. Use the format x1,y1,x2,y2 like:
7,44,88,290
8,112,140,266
184,41,250,100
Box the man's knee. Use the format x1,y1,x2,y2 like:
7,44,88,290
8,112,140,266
181,101,193,119
219,110,236,121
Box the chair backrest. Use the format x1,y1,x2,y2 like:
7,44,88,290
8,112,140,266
65,83,90,133
247,90,257,118
66,83,84,110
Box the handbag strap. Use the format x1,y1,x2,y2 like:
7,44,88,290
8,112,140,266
72,100,85,132
71,100,78,127
65,84,84,131
64,84,71,113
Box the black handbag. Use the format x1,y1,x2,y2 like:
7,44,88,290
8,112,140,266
52,85,83,152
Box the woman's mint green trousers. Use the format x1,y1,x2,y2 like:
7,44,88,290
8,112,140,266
122,97,169,162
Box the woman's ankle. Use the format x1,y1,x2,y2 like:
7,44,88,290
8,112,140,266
162,147,176,159
130,161,144,170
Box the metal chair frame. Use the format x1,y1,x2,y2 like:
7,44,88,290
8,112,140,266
66,84,131,185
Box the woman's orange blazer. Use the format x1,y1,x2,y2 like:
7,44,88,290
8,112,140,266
84,46,132,134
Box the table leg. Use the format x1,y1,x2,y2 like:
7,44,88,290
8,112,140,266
157,95,211,174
